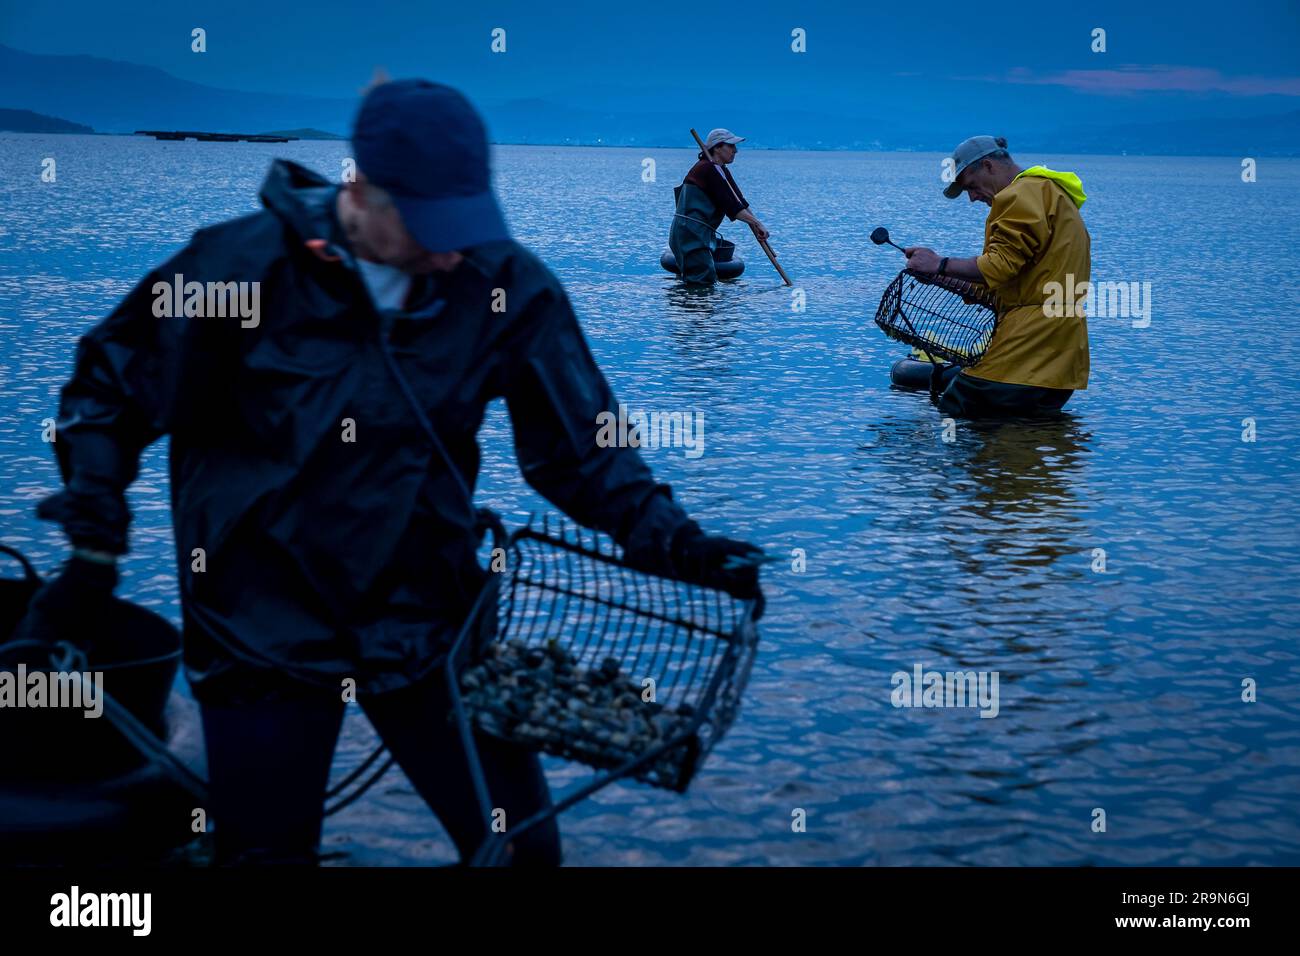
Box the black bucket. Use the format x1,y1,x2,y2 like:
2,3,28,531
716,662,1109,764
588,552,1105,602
0,545,182,783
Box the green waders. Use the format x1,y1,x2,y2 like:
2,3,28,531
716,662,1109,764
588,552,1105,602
668,183,725,285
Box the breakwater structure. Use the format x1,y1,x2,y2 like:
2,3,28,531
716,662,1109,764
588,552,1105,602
135,130,297,143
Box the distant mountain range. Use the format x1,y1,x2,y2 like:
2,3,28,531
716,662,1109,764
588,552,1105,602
0,107,92,134
2,44,1297,156
0,44,352,135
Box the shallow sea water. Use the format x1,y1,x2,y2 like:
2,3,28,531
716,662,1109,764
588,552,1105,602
2,135,1299,865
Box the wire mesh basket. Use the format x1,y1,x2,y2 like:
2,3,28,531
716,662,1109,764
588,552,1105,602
874,269,1000,367
456,515,761,793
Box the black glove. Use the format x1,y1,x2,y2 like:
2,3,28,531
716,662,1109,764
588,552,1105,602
16,554,118,649
669,522,766,616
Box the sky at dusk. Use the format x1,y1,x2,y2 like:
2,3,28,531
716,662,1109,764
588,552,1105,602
2,1,1298,150
3,1,1297,108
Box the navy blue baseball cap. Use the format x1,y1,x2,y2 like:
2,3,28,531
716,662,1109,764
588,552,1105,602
351,79,510,252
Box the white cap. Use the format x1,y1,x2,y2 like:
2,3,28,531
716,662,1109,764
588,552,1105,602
704,128,746,150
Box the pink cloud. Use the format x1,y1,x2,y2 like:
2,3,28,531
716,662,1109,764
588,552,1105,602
1001,65,1300,97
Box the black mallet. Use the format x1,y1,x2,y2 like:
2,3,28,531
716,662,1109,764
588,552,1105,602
871,226,908,256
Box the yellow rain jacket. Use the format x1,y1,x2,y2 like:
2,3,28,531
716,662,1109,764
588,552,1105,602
968,167,1091,390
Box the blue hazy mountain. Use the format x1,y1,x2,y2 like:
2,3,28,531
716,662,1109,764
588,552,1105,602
0,107,93,134
0,44,354,135
2,44,1297,155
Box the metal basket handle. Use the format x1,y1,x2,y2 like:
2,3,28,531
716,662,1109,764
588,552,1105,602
0,543,42,585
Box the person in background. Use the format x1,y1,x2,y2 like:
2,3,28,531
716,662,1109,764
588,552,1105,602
21,80,765,867
904,135,1091,417
668,128,771,285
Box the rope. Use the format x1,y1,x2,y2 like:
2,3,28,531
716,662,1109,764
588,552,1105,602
378,317,498,840
3,637,397,819
46,641,211,804
323,741,388,800
672,213,722,238
323,753,395,817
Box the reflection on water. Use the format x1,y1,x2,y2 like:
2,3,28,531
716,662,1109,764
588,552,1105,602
2,136,1299,865
938,416,1092,571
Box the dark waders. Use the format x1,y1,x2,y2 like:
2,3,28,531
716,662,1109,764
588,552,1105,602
933,364,1073,418
668,183,724,285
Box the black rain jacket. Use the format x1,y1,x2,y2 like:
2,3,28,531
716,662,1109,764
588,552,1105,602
37,160,692,698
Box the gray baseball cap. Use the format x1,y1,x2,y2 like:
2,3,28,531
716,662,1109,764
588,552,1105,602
705,128,746,150
943,135,1004,198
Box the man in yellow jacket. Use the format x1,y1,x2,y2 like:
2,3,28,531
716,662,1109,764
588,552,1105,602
905,135,1091,417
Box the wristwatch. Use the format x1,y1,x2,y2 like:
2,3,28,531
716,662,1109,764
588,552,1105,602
938,257,950,276
72,546,118,565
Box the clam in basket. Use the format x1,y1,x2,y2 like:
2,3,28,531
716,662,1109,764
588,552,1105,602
448,512,762,864
874,268,1000,367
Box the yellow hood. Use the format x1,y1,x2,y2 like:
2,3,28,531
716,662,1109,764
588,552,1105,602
1014,165,1087,208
